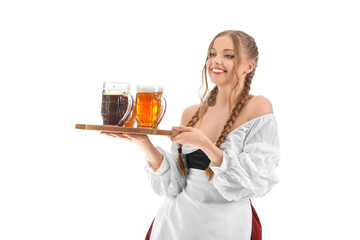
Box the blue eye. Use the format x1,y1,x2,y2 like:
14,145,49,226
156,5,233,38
225,54,235,59
208,52,216,58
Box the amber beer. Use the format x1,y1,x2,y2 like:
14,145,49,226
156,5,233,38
136,85,166,128
124,104,136,127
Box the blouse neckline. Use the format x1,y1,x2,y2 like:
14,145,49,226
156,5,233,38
226,112,274,137
181,113,275,152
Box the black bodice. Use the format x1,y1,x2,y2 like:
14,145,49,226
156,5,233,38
185,149,211,170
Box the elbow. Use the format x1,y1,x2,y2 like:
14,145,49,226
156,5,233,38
252,177,279,198
214,178,279,201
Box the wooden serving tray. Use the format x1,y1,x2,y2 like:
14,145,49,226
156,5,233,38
75,124,175,136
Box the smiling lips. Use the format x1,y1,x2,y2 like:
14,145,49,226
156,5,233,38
210,67,226,75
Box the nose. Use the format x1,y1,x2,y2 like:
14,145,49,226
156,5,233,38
212,54,222,65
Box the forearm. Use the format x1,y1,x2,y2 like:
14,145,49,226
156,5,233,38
139,140,163,171
201,140,223,167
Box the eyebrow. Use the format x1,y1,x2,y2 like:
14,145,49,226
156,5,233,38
211,48,235,52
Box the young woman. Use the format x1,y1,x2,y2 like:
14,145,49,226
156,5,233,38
102,30,280,240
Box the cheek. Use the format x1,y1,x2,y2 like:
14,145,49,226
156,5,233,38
225,61,234,71
236,65,246,75
205,60,211,69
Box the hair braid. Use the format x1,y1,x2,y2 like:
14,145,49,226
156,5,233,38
178,30,258,181
177,86,219,177
204,73,254,180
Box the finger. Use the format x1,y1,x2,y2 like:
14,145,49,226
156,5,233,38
171,130,181,137
101,132,115,137
108,132,126,139
114,133,127,138
123,133,139,137
169,137,180,143
122,133,139,139
100,131,111,135
170,133,183,143
122,133,133,139
172,126,192,132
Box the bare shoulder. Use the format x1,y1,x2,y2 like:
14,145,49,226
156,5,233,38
246,95,274,120
180,104,200,126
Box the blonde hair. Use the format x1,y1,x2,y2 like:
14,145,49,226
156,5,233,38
177,30,259,181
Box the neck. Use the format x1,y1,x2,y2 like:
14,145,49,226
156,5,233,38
215,81,244,109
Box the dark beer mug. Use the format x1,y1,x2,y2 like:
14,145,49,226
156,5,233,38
101,82,134,126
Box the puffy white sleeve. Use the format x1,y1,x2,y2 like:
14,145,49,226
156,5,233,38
209,114,280,201
144,142,187,197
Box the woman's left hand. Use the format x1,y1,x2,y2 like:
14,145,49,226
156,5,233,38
169,126,212,149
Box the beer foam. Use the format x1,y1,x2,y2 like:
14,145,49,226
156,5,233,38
103,89,129,95
137,85,163,92
103,92,127,96
103,82,130,91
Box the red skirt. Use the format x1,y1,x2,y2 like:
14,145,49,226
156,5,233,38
145,200,262,240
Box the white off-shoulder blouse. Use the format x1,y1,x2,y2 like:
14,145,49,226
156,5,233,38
144,113,280,240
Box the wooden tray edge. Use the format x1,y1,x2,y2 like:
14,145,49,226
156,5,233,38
75,124,174,136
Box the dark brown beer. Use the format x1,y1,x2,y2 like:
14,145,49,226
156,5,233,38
101,94,129,125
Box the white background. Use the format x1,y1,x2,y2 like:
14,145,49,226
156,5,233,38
1,0,359,239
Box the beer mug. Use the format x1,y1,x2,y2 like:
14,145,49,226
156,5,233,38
135,85,167,129
101,82,134,126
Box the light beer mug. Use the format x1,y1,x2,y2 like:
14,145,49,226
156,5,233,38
101,82,134,126
135,85,167,129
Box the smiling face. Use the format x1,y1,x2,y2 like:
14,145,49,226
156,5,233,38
206,34,252,87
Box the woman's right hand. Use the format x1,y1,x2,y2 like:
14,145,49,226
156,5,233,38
101,131,164,171
100,131,150,147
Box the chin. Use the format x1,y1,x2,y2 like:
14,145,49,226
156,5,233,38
209,76,230,86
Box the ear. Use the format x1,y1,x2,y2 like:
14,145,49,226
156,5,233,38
245,60,256,74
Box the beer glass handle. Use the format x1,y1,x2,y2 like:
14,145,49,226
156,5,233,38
152,95,167,129
117,92,134,127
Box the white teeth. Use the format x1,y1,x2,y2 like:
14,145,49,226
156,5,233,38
212,68,224,73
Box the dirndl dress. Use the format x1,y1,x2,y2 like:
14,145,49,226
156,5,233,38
144,113,280,240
